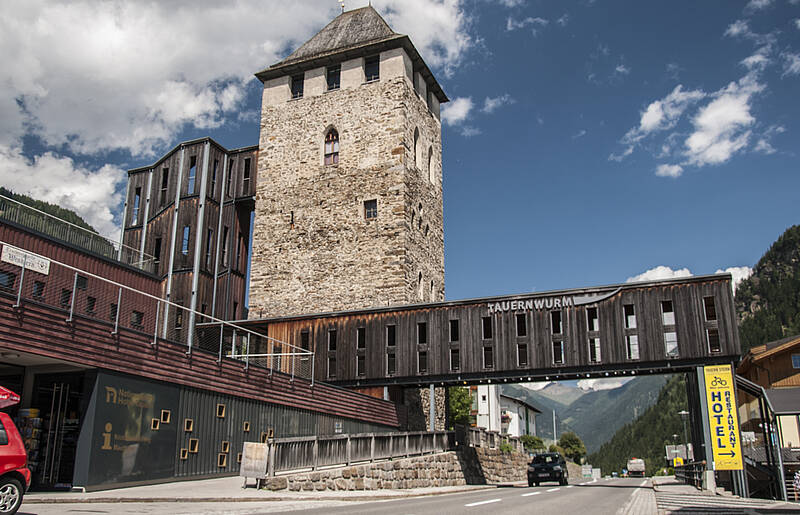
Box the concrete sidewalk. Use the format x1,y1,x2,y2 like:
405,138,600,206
651,476,800,513
24,476,497,504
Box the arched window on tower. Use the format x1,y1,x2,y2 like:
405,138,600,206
430,280,434,301
418,272,423,300
413,128,419,169
324,128,339,165
427,146,433,183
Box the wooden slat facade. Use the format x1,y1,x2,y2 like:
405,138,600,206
245,276,741,386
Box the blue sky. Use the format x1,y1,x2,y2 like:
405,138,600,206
1,0,798,302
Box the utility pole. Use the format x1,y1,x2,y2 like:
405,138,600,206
553,410,557,443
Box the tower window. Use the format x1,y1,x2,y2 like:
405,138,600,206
365,55,380,82
326,64,340,91
427,146,433,183
449,319,459,342
187,156,197,193
364,199,377,219
226,159,235,196
413,128,419,168
132,187,141,225
153,237,162,268
291,74,304,99
324,129,339,165
222,226,229,267
205,229,214,267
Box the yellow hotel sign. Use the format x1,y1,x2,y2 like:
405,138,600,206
703,364,743,470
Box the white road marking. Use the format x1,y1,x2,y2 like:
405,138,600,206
639,479,648,487
465,498,502,507
546,487,560,492
521,491,542,497
566,485,574,488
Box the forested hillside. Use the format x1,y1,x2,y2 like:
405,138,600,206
587,375,688,477
735,224,800,354
0,186,97,233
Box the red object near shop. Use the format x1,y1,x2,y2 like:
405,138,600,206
0,388,20,410
0,386,29,514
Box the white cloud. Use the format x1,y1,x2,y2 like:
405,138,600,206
754,139,775,154
556,14,569,27
506,16,548,33
795,19,800,30
615,64,631,75
741,51,771,71
0,144,123,238
684,74,763,166
655,164,684,178
627,266,693,283
482,94,515,113
745,0,773,11
496,0,525,6
714,266,752,294
572,129,587,139
725,19,751,38
441,97,474,125
577,378,633,391
460,126,482,137
0,0,473,157
782,52,800,76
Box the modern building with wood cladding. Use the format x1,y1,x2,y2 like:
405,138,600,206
239,274,740,387
121,137,257,330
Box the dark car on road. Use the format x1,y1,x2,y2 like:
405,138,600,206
527,452,568,486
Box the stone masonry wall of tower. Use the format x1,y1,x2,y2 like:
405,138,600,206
248,54,444,318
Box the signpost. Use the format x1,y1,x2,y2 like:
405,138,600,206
703,364,743,470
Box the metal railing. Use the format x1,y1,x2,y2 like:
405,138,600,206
265,430,454,476
0,194,155,273
675,460,705,489
0,240,313,381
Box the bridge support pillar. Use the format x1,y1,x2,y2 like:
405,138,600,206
402,386,446,431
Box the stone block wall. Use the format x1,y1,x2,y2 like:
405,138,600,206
249,74,443,319
260,448,529,491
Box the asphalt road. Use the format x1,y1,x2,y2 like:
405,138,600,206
20,477,648,515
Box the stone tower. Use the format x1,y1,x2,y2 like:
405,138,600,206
248,6,447,318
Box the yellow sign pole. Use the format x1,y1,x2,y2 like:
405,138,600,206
703,364,743,470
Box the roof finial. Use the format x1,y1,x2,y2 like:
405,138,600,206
338,0,345,12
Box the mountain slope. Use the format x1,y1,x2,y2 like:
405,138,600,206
735,224,800,354
502,376,667,451
587,374,688,476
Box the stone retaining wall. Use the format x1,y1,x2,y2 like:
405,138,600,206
261,448,529,491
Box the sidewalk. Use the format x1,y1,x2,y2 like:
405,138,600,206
651,476,800,513
24,476,496,504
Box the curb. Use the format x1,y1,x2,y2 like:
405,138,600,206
24,484,497,504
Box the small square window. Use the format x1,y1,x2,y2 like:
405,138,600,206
161,410,171,424
357,354,366,376
32,281,45,298
517,344,528,367
151,418,160,431
623,304,636,329
661,300,675,326
109,303,118,322
60,289,72,308
387,352,396,375
131,311,144,328
76,275,88,290
482,317,493,340
792,354,800,369
450,348,460,371
703,296,717,321
357,327,366,349
386,325,396,347
326,64,341,91
552,341,564,365
664,331,679,357
589,337,601,363
516,313,527,337
364,199,377,220
216,403,226,418
180,448,188,460
221,441,230,453
243,421,251,432
550,311,562,335
483,346,494,369
189,438,199,453
418,351,427,374
184,418,194,432
626,335,640,360
0,271,14,290
707,328,721,353
365,55,380,82
449,320,459,342
85,296,97,314
417,322,427,344
290,74,304,99
587,307,599,332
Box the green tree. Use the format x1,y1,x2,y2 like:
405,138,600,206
558,431,587,463
520,434,545,453
548,443,565,455
447,387,472,428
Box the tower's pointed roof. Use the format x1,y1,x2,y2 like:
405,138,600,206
255,6,448,103
282,6,397,65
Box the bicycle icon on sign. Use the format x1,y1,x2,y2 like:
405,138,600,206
711,376,728,387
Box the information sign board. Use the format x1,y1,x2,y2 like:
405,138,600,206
703,364,743,470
